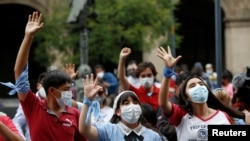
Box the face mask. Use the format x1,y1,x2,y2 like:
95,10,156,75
206,70,212,74
97,72,104,79
38,87,46,99
94,95,104,104
188,85,208,103
121,104,142,124
139,77,154,88
56,91,73,107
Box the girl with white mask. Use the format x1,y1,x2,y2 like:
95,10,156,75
157,46,245,141
118,47,161,110
79,74,162,141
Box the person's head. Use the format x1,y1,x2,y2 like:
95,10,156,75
94,84,108,107
126,60,138,77
42,70,73,107
205,63,213,74
234,87,250,112
135,62,157,89
140,103,157,127
222,69,233,86
36,72,47,99
110,91,142,125
179,73,245,119
174,71,189,97
213,88,231,106
94,64,105,79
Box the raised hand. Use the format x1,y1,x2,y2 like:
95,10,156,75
120,47,131,59
64,63,78,79
157,46,182,68
82,74,103,100
25,11,43,35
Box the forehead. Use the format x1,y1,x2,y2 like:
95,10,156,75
186,78,203,86
127,64,137,69
139,68,153,75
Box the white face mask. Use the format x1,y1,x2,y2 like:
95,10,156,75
188,85,208,103
97,72,104,79
56,91,73,107
139,77,154,88
38,87,46,99
121,104,142,124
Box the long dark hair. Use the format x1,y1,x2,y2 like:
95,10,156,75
179,74,245,119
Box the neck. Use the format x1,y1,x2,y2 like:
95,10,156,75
192,103,211,117
46,96,65,116
123,121,139,129
143,86,153,92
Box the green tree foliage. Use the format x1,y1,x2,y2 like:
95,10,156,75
34,0,180,67
88,0,178,64
34,1,78,67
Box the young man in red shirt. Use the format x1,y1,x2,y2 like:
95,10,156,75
12,12,86,141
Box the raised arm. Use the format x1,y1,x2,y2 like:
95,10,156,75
79,74,102,140
0,116,24,141
14,12,43,101
156,46,182,116
117,47,131,90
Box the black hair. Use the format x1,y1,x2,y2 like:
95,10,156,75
175,71,189,86
135,62,157,78
94,64,104,70
127,60,137,66
234,87,250,110
110,91,142,123
37,72,47,84
222,69,233,82
141,103,157,127
42,70,72,95
179,73,244,119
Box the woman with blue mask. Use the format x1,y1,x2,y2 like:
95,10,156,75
79,74,162,141
156,46,245,141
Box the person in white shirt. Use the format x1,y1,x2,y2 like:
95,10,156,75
156,46,245,141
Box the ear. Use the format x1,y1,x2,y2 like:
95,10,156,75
116,108,121,117
48,87,56,96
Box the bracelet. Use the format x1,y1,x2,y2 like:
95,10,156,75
163,66,175,78
83,96,92,106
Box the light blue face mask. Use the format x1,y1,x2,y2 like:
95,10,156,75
188,85,208,103
55,90,73,107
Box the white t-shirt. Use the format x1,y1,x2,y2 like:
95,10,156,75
168,104,231,141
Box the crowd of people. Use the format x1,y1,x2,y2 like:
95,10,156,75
0,11,250,141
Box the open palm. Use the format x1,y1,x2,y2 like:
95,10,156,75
157,46,182,68
25,11,43,35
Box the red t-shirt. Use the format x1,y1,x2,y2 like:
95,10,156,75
0,116,21,141
129,84,160,110
20,90,86,141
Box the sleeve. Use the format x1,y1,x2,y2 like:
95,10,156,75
94,123,111,141
12,104,26,140
20,90,40,119
105,73,118,87
0,116,21,136
166,103,186,126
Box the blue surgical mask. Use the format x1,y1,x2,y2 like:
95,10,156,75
55,90,73,107
188,85,208,103
94,95,104,105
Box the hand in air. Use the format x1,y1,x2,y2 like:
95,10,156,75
157,46,182,68
25,11,44,35
120,47,131,60
64,63,78,79
82,74,103,100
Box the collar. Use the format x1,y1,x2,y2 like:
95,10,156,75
117,122,145,136
41,100,73,115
